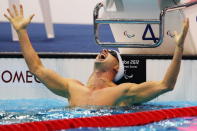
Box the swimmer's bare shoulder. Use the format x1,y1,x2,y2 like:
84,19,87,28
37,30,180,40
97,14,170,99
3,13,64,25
66,79,88,94
115,81,167,105
33,67,85,99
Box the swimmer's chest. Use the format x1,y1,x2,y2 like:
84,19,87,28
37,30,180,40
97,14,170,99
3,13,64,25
69,86,129,106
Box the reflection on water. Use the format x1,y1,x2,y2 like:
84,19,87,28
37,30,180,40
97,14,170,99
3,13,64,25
0,99,197,131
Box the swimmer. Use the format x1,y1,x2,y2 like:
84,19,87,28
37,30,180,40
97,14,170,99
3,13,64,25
4,5,189,106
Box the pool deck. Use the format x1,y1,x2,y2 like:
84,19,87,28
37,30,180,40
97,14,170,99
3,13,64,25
0,22,117,53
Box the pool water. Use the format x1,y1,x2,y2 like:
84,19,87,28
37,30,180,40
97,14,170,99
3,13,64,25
0,99,197,131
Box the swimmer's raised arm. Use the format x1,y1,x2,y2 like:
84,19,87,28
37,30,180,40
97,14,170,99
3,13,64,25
4,5,72,98
121,19,189,104
162,19,189,90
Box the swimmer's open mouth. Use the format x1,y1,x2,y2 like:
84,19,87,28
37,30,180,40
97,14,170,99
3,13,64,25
97,53,107,61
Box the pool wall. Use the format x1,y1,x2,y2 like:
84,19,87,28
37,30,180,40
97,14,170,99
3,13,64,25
0,54,196,102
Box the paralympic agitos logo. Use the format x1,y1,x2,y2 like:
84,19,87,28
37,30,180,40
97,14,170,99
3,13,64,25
0,70,40,83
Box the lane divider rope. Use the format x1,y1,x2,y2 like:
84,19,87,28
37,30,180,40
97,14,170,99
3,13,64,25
0,106,197,131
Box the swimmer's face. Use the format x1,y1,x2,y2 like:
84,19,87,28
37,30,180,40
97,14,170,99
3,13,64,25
95,49,119,70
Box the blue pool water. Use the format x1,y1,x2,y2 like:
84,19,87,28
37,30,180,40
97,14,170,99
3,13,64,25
0,99,197,131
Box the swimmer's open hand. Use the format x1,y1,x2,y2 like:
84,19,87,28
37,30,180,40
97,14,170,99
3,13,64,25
174,18,189,48
4,5,34,32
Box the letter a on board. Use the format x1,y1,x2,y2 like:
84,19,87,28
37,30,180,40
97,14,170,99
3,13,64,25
142,24,159,43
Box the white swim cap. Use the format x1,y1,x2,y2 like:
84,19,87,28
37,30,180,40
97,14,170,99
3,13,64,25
110,50,124,82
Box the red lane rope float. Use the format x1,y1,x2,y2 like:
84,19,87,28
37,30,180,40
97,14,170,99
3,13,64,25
0,106,197,131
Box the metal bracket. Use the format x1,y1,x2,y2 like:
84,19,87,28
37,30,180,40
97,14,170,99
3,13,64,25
93,1,197,48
